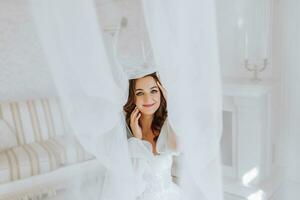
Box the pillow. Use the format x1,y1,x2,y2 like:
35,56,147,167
0,119,18,151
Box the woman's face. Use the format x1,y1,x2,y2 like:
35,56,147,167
134,76,161,116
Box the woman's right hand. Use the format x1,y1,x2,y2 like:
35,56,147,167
130,106,143,139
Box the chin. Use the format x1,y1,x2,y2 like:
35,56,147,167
141,110,156,116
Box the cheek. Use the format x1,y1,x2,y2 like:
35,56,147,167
155,93,161,102
135,97,143,106
154,94,161,106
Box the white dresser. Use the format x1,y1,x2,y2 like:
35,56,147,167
221,77,281,200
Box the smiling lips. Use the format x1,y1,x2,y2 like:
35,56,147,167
143,103,155,108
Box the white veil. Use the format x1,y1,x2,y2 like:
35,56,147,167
29,0,223,199
29,0,134,200
142,0,223,199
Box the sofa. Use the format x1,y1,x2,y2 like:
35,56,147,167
0,97,105,200
0,97,181,200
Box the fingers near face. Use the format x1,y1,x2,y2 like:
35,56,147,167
131,106,139,120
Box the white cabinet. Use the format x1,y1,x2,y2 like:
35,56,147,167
221,78,281,200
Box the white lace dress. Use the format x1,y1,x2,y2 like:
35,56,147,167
127,119,183,200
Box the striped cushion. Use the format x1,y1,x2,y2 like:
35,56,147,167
0,119,18,151
0,135,94,184
0,98,66,146
44,135,94,166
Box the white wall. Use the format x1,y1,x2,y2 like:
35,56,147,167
217,0,300,199
216,0,242,77
4,0,281,99
0,0,56,101
272,0,300,199
216,0,278,79
0,0,145,102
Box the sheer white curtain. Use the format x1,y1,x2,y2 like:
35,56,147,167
29,0,134,200
30,0,223,199
142,0,223,199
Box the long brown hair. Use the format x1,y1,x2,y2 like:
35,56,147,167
123,72,167,141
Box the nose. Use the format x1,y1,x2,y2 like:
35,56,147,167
143,93,153,103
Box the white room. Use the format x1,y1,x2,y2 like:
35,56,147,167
0,0,299,200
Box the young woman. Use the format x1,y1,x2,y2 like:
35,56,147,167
123,72,183,200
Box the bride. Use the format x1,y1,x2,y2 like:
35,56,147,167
123,71,183,200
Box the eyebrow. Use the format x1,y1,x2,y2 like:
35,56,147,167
135,86,158,91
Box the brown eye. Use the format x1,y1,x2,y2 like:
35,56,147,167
151,90,158,94
136,92,143,96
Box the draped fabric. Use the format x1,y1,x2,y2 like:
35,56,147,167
29,0,134,200
29,0,223,199
142,0,224,199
